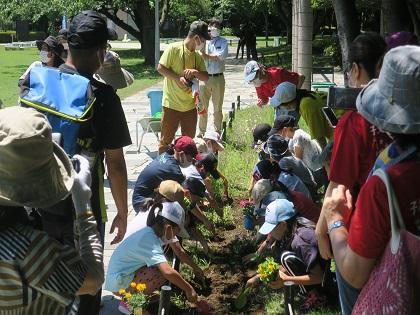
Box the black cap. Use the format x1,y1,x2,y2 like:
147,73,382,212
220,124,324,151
68,10,118,49
183,177,206,198
267,134,289,160
196,153,220,179
268,115,297,136
252,123,271,145
189,21,211,40
253,160,281,180
36,36,64,58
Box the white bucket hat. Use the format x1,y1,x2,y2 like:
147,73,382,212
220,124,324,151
203,130,224,151
0,107,74,208
94,51,134,90
356,45,420,134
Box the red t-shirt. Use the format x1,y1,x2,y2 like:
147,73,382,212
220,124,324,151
348,160,420,259
289,190,320,223
329,111,391,190
256,67,299,105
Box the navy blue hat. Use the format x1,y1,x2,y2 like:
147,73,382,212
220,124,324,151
268,115,297,136
267,134,289,160
68,10,117,49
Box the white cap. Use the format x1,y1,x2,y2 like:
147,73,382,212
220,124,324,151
258,199,296,235
244,60,259,82
160,201,189,238
269,82,297,107
203,130,224,151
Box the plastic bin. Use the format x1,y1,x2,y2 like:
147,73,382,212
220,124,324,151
146,90,163,116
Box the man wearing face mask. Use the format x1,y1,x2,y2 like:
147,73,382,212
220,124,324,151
132,136,198,214
244,60,305,107
20,10,132,315
197,18,229,136
157,21,210,154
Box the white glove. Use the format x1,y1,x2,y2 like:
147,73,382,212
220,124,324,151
71,154,92,214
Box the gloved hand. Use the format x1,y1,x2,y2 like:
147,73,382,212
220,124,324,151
71,154,92,214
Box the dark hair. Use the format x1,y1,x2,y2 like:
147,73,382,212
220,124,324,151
392,134,420,150
349,32,387,80
52,55,65,68
166,144,175,155
146,202,177,229
0,206,28,231
271,180,291,200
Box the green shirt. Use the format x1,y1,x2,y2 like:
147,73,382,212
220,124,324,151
159,41,207,112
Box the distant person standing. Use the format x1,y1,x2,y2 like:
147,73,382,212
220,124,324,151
198,17,229,136
245,23,257,61
157,21,210,154
235,24,246,59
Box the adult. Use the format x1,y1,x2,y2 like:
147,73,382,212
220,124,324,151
132,136,197,213
26,11,132,315
198,18,229,136
270,82,332,146
0,107,103,314
316,32,391,261
157,21,210,154
244,60,305,107
94,50,134,91
105,202,198,314
323,45,420,315
19,36,64,80
244,23,257,61
235,23,246,59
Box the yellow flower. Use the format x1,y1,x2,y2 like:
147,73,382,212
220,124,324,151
118,289,126,295
136,283,147,292
125,293,132,299
130,282,137,288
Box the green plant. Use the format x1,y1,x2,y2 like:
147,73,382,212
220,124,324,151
119,282,149,311
264,292,285,314
170,292,188,310
257,257,280,284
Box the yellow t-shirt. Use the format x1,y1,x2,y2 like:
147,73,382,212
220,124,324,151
159,41,207,112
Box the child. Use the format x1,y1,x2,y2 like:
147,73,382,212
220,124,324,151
105,201,198,314
246,199,327,313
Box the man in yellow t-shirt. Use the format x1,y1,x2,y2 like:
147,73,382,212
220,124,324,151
157,21,210,154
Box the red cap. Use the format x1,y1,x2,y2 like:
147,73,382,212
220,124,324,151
174,136,198,157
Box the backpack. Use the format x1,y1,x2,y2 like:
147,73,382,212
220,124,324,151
19,66,96,156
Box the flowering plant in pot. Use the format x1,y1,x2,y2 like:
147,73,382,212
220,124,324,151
257,257,280,284
119,282,148,315
240,199,255,230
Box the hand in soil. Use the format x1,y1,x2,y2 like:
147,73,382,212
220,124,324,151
268,272,284,289
242,252,257,264
186,287,198,303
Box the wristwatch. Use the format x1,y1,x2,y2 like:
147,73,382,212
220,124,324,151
328,220,346,234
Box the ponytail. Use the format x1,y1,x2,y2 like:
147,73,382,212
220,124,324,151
146,202,164,227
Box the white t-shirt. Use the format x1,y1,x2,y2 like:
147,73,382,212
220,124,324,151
124,209,178,245
288,129,322,171
181,165,204,183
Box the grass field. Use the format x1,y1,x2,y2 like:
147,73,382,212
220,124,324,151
0,47,161,107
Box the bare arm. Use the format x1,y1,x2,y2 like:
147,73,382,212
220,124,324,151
157,63,189,90
105,148,128,245
280,264,323,286
170,242,204,278
218,171,230,198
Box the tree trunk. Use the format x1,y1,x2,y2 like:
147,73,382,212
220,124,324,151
278,1,292,45
297,0,313,90
407,0,420,38
264,12,269,47
381,0,409,35
331,0,360,83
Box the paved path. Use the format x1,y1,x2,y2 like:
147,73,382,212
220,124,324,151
100,46,343,314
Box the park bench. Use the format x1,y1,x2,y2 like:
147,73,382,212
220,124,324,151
311,66,336,91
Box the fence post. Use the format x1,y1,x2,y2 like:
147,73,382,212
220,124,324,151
231,102,236,119
222,121,227,141
236,95,241,110
158,285,172,315
284,281,295,315
228,111,233,128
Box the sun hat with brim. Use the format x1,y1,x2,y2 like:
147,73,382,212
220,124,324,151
156,180,184,204
94,51,134,90
0,107,74,208
36,36,64,59
356,45,420,135
252,179,272,210
269,82,297,108
259,199,296,235
194,137,208,154
244,60,259,82
203,130,224,151
160,201,189,238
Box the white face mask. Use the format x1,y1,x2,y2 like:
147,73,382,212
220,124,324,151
40,50,51,64
195,37,205,51
210,27,220,38
252,78,263,87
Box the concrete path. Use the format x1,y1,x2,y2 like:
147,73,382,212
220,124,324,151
100,46,343,314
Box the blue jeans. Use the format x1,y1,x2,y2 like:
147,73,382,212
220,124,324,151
336,268,361,315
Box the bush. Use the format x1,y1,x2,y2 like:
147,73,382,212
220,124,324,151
222,27,234,36
0,31,15,43
323,37,342,68
0,31,45,43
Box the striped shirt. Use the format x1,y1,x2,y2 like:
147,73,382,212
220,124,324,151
0,225,86,315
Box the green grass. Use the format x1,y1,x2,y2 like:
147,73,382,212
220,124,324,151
0,47,161,107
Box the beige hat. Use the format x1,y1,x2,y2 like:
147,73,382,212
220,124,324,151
194,137,208,154
156,180,185,204
94,51,134,90
252,179,272,210
0,107,74,208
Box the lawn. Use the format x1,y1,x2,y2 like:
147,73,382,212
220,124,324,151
0,47,161,107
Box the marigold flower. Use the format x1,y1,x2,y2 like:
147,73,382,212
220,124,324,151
118,289,126,295
130,282,137,288
125,292,132,299
136,283,147,292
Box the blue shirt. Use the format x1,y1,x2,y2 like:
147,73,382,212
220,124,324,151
105,226,167,292
205,37,229,74
132,153,185,207
278,171,312,200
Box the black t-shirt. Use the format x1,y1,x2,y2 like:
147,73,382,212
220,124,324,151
132,153,185,207
59,64,131,223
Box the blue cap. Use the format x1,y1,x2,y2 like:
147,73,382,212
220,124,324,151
258,199,296,235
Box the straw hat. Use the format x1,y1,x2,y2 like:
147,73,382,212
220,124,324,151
0,107,74,208
94,51,134,90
